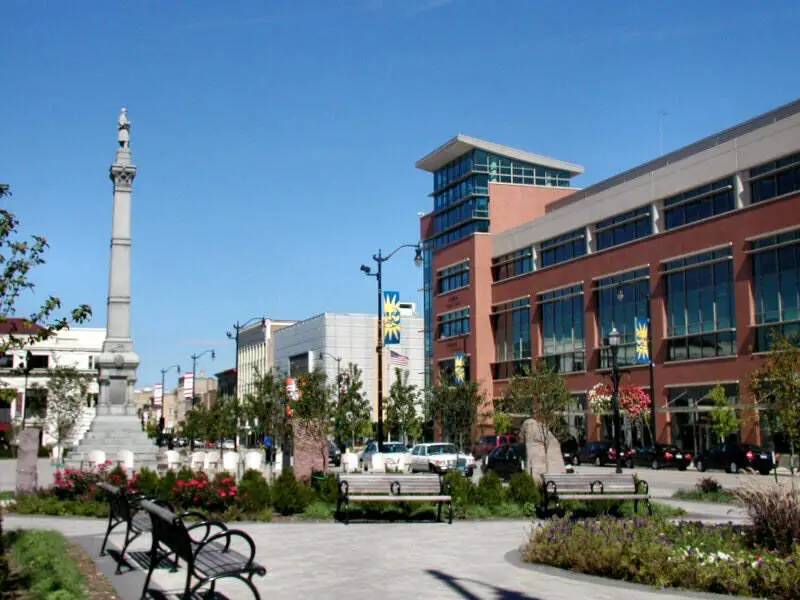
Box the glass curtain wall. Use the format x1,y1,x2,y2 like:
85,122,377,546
539,284,585,373
492,298,531,379
596,268,650,368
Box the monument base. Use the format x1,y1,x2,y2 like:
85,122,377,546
66,415,161,470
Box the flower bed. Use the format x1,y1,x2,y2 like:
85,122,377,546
524,517,799,599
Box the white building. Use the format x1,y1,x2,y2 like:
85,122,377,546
0,319,104,443
272,304,424,418
236,318,296,400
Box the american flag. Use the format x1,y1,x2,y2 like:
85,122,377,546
389,350,409,368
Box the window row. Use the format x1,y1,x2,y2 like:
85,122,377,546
492,248,533,281
663,177,735,230
433,174,490,211
540,229,586,268
437,308,471,339
429,219,489,250
492,298,531,362
750,152,800,204
433,196,489,235
595,206,652,251
436,261,470,294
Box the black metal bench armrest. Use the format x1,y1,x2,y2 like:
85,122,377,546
636,478,650,495
545,480,557,495
195,529,257,564
590,480,605,494
186,519,229,543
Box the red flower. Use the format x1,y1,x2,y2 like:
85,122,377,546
219,490,227,498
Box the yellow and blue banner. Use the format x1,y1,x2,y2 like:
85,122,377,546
453,353,466,384
635,317,650,364
383,291,401,345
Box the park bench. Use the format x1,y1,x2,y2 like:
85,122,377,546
540,473,652,516
140,500,267,600
98,482,157,573
336,473,453,524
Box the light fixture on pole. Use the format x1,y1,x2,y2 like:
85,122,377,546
159,364,181,434
189,349,215,407
226,317,266,450
361,243,423,452
608,327,623,474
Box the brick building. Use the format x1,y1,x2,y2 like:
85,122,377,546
418,99,800,453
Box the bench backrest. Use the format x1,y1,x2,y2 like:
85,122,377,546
141,500,193,562
541,473,638,494
98,481,135,522
339,474,443,495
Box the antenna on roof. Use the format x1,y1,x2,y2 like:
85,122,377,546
659,110,667,156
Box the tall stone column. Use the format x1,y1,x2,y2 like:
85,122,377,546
96,107,140,416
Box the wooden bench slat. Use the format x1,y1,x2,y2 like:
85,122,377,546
348,495,452,502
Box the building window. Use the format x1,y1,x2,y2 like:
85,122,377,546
664,247,736,361
663,177,735,230
595,268,651,369
438,356,470,384
437,308,470,339
539,284,585,373
289,353,309,376
437,261,470,294
594,206,652,251
0,353,12,369
27,354,49,370
88,356,94,370
751,229,800,350
430,219,489,250
668,384,740,453
540,228,586,268
750,152,800,204
492,248,533,281
493,298,531,367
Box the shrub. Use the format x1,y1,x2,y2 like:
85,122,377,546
303,501,336,520
508,472,541,506
735,483,800,555
310,472,338,504
175,466,195,482
130,467,160,498
158,470,178,498
442,471,474,518
238,470,271,513
697,477,723,494
475,471,505,507
271,468,311,515
9,530,88,600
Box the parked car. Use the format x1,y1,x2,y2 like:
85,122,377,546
328,441,342,467
483,443,526,480
359,441,409,471
627,444,692,470
575,440,633,466
409,443,475,477
694,443,774,475
472,434,518,460
560,437,580,466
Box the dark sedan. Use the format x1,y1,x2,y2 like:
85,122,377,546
483,443,526,480
694,443,774,475
575,440,633,467
627,444,692,470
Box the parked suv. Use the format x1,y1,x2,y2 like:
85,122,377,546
694,443,774,475
472,434,518,460
627,444,692,470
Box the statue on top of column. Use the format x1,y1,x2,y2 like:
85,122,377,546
117,107,131,149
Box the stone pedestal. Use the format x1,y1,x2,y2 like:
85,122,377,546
521,418,567,477
66,416,159,470
16,428,40,493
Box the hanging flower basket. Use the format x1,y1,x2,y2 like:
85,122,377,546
620,386,652,420
588,383,612,415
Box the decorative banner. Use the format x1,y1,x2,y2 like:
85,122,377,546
183,371,194,399
383,290,401,345
635,317,650,364
153,384,163,406
453,353,466,384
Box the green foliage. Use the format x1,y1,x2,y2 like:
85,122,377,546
158,469,178,498
145,422,159,439
735,484,800,555
332,363,372,448
302,501,336,520
493,410,512,435
14,494,108,518
175,466,195,482
707,384,739,443
237,470,271,513
294,370,334,468
132,467,161,498
8,530,89,599
310,472,338,504
427,380,482,452
243,368,286,453
501,362,571,457
45,366,90,458
697,476,723,494
475,471,506,507
671,477,736,503
442,471,475,517
386,367,422,445
524,517,800,600
271,468,311,515
508,472,541,506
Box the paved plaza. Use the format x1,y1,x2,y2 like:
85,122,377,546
4,512,750,600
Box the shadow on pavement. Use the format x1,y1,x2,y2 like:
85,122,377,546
426,569,543,600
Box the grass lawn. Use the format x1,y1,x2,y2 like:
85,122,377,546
672,488,738,504
2,529,118,599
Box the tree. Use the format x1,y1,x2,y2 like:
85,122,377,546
386,367,422,446
331,363,371,449
427,379,482,452
750,334,800,468
293,370,333,472
493,410,512,435
244,368,287,460
0,190,92,563
500,362,571,465
44,366,89,462
708,384,739,444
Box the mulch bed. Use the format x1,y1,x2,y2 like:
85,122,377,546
2,540,119,600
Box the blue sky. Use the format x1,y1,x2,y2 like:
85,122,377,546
2,0,798,388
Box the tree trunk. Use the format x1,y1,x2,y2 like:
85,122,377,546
16,427,40,495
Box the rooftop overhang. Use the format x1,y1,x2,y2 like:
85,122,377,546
415,134,584,176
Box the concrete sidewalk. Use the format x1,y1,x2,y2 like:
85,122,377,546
4,514,748,600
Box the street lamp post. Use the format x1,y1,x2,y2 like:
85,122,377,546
226,317,266,450
160,364,181,434
318,352,342,394
361,243,423,452
608,327,623,474
189,349,216,407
